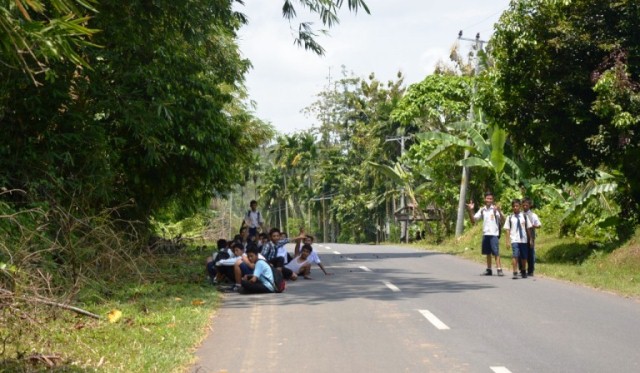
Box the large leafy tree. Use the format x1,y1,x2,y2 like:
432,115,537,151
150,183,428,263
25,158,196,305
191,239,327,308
1,0,371,223
0,0,98,85
488,0,640,214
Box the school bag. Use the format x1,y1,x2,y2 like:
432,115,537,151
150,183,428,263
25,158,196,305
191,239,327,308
259,259,286,293
213,248,230,262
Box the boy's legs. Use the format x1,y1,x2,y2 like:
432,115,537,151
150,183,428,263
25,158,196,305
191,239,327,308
511,243,521,278
527,244,535,275
299,264,312,279
206,261,217,282
481,235,498,275
240,279,272,294
232,261,253,289
519,243,529,278
217,265,235,283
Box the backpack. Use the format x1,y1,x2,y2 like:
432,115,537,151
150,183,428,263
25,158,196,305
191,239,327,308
259,260,286,293
213,249,230,262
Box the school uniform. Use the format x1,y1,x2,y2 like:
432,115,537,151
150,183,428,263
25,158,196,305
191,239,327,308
504,212,533,260
473,205,502,256
524,210,542,275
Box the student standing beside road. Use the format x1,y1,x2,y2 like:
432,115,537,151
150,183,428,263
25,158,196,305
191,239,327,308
522,197,542,276
244,200,264,238
466,192,505,276
504,199,533,279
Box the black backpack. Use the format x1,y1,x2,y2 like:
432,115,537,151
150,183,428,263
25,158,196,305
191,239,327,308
259,260,286,293
213,249,230,262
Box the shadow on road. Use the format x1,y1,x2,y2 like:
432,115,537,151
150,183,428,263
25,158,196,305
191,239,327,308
219,250,494,309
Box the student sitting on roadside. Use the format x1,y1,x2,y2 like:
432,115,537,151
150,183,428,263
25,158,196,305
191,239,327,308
261,228,305,269
294,234,332,276
256,232,269,253
285,244,314,280
240,245,275,294
230,242,266,292
215,242,245,284
206,239,228,283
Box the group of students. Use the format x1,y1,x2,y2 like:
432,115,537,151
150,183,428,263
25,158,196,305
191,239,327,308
205,200,332,294
467,192,542,279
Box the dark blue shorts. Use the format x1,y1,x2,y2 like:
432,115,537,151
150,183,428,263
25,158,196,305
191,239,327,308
511,242,529,259
481,235,499,256
239,262,253,276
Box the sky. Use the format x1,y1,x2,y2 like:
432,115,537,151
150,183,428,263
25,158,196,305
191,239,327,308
235,0,511,134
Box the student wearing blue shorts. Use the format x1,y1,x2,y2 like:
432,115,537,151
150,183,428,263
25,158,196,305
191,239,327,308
504,199,533,279
467,192,505,276
522,197,542,276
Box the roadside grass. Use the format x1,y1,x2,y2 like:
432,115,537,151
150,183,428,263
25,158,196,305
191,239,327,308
424,225,640,298
0,248,220,372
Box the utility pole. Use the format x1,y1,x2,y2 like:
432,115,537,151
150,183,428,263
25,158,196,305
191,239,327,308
455,31,486,237
385,135,412,243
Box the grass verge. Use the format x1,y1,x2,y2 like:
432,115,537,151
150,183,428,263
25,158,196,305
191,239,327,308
422,225,640,298
0,249,219,372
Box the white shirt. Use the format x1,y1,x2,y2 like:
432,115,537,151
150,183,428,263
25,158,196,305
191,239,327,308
307,250,321,264
246,210,263,228
473,205,501,236
503,212,533,244
285,256,309,273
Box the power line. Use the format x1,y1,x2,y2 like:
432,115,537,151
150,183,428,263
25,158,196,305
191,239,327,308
459,6,509,34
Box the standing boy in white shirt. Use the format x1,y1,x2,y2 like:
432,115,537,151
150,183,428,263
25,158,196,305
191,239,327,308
522,197,542,276
504,199,533,279
467,192,505,276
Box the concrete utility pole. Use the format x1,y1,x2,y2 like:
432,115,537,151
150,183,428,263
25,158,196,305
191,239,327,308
385,135,411,243
455,31,486,238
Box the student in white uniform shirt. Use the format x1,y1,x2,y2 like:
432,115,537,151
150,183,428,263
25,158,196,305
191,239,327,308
294,234,332,276
521,197,542,276
503,199,533,279
467,191,506,276
285,244,313,280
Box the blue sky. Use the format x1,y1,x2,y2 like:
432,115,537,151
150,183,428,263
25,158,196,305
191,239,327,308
236,0,511,134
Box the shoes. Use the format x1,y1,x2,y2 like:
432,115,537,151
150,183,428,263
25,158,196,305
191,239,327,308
497,269,504,276
527,272,534,277
521,271,528,279
230,284,242,292
484,269,493,276
512,272,518,279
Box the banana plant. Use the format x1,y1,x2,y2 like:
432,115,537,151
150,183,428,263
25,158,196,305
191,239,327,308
418,120,521,181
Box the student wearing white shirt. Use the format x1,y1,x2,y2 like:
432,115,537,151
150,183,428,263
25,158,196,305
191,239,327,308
522,197,542,276
244,200,264,238
503,199,533,279
294,234,332,276
467,192,506,276
284,244,313,280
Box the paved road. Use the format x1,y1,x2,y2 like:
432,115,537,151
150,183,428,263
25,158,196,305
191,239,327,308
192,243,640,373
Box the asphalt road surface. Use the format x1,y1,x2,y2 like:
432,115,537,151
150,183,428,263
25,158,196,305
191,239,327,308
192,243,640,373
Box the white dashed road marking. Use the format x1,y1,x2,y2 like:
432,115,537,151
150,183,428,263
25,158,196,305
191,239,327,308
418,309,450,330
359,266,372,272
490,367,512,373
383,281,401,292
333,251,341,255
325,246,332,250
345,257,353,261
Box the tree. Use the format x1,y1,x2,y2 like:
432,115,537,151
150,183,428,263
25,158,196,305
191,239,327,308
488,0,640,220
280,0,370,55
0,0,97,85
